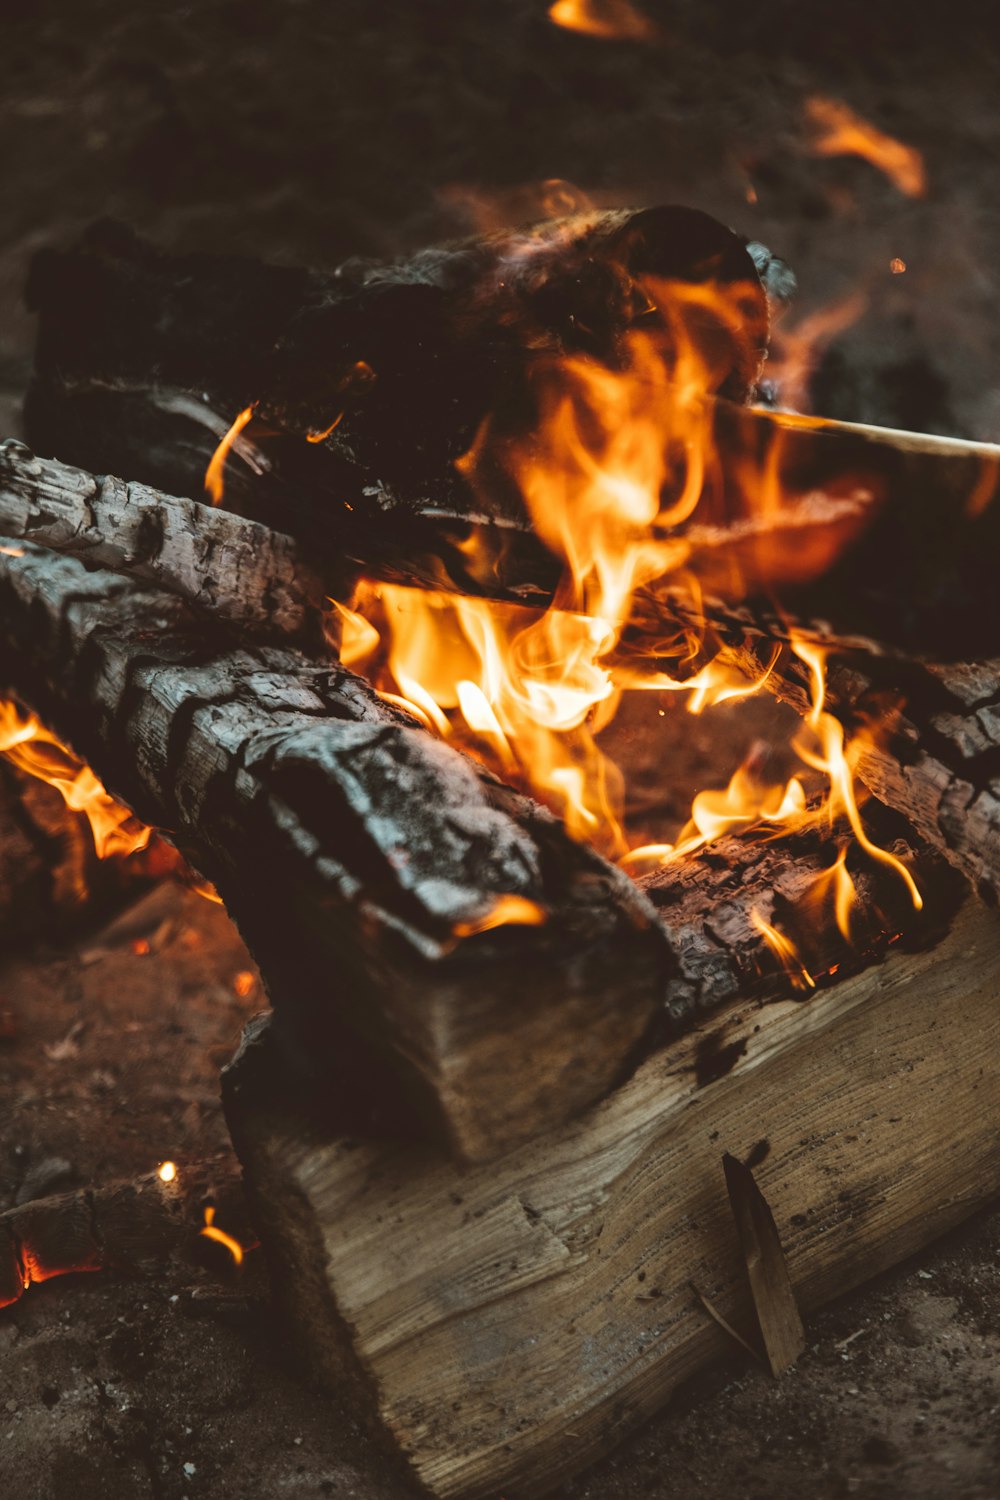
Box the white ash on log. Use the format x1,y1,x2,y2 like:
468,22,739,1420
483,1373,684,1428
0,540,670,1163
223,895,1000,1500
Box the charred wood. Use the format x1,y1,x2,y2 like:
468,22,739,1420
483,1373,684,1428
0,541,668,1163
24,219,1000,660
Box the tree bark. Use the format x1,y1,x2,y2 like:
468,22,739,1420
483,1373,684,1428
0,541,670,1163
223,896,1000,1500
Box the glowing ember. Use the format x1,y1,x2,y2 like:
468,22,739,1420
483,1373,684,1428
750,907,816,992
158,1161,178,1183
205,404,255,505
200,1205,245,1267
548,0,659,42
0,544,24,557
233,970,256,997
890,257,907,275
804,97,927,198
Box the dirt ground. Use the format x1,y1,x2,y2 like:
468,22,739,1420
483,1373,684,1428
2,3,1000,1497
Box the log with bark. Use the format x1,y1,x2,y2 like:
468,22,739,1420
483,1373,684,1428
23,217,1000,660
5,439,1000,906
224,893,1000,1500
0,532,964,1159
0,538,671,1162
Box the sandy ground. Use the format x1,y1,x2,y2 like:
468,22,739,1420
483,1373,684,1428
2,3,1000,1497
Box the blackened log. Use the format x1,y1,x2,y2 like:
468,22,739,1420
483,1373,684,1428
0,438,322,643
0,541,669,1163
24,209,771,607
0,1162,247,1309
25,218,1000,660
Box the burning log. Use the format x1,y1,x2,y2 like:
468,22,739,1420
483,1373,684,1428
0,541,669,1162
23,209,775,605
0,1162,248,1310
224,894,1000,1500
23,216,1000,661
5,438,1000,901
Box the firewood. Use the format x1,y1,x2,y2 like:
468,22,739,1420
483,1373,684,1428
0,1162,247,1309
23,209,772,606
5,439,997,903
0,541,670,1163
24,219,1000,660
222,894,1000,1500
0,439,322,642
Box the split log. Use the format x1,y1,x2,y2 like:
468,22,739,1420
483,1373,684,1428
0,540,669,1163
24,219,1000,660
223,894,1000,1500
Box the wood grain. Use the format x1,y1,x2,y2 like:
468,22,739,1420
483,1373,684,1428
226,896,1000,1499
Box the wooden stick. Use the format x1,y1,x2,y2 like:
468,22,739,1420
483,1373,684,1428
223,895,1000,1500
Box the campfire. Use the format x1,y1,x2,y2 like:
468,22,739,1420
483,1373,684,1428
3,187,1000,1500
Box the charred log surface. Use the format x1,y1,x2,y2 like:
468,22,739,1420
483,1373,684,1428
639,803,965,1029
0,1163,248,1310
25,209,771,605
747,645,1000,905
0,541,668,1163
25,219,1000,660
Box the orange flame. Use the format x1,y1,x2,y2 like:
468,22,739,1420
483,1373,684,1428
0,700,153,862
750,907,816,991
205,405,255,506
809,846,858,942
452,894,549,939
548,0,659,41
0,544,24,557
804,97,927,198
200,1205,245,1267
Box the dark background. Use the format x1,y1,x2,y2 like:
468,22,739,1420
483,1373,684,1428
2,4,1000,1498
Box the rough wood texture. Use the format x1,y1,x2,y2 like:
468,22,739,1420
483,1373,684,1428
24,219,1000,660
0,1163,247,1309
224,896,1000,1500
24,210,773,607
0,438,321,642
0,540,669,1163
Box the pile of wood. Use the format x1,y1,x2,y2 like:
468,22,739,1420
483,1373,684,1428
2,208,999,1499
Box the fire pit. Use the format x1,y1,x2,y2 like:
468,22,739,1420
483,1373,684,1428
4,6,1000,1498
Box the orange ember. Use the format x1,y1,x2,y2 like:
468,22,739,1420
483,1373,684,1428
548,0,659,42
804,97,927,198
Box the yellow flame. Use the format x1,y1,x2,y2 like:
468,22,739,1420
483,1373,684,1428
200,1205,244,1267
205,405,255,506
0,699,153,862
750,907,816,991
809,846,858,941
804,97,927,198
